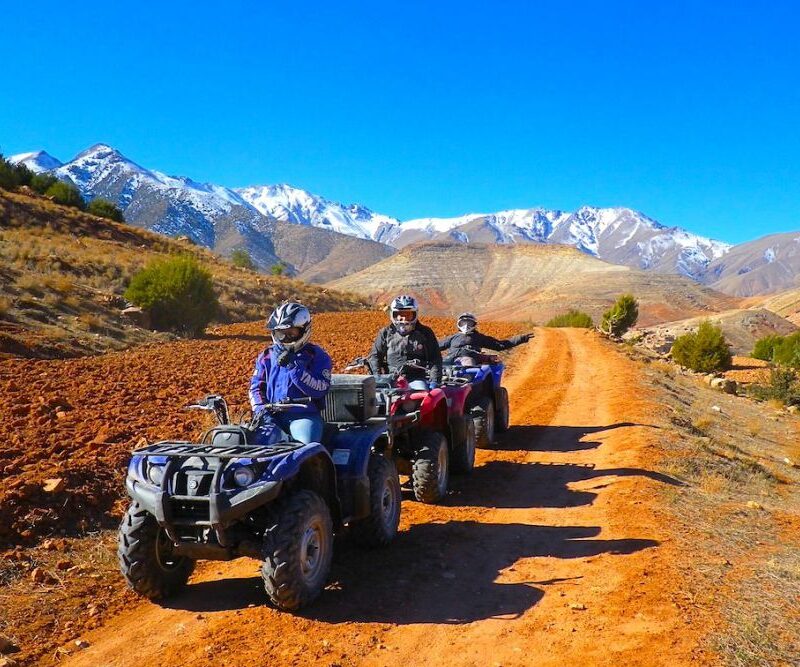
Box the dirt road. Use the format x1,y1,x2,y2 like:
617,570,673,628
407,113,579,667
59,328,705,667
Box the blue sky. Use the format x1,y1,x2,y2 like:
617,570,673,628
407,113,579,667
1,1,798,243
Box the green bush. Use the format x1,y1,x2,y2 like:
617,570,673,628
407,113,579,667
87,197,125,222
749,366,800,405
45,181,85,209
671,320,732,372
231,249,255,270
0,154,34,191
30,173,59,194
271,263,285,276
599,294,638,336
124,255,218,336
771,332,800,368
752,334,783,361
546,309,594,328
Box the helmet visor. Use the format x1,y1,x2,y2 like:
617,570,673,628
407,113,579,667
271,326,303,343
392,309,417,323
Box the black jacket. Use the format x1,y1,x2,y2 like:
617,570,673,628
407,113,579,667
368,322,443,383
438,330,528,360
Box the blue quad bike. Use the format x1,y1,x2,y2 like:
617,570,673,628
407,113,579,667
442,349,511,447
118,375,401,611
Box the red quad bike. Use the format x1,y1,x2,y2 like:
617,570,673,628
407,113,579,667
345,358,476,504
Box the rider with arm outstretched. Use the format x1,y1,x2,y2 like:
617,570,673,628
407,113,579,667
438,312,533,362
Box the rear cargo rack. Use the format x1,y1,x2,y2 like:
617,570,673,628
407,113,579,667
133,441,305,459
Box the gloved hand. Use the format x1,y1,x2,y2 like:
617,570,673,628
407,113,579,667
428,381,439,390
277,350,294,367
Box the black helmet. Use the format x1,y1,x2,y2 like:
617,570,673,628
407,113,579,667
457,312,477,334
267,301,312,351
390,294,418,335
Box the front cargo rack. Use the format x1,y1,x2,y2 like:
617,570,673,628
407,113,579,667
133,441,305,459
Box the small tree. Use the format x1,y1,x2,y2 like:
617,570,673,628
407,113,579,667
599,294,638,336
30,173,59,194
671,320,732,372
752,334,783,362
0,155,33,191
124,255,218,336
771,332,800,369
231,249,255,270
546,309,594,328
87,197,125,222
45,181,85,209
271,263,285,276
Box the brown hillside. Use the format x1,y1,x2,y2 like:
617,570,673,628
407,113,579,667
329,242,740,325
0,190,368,358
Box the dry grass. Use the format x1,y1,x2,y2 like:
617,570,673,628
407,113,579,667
0,296,10,317
649,362,800,665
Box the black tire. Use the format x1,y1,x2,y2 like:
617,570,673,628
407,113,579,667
118,502,195,600
261,490,333,611
473,396,496,448
411,429,450,503
496,387,510,432
349,454,401,548
451,416,477,474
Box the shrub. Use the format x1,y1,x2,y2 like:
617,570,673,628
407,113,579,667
546,309,594,328
271,263,285,276
30,173,58,195
0,154,33,191
671,320,732,372
771,332,800,368
749,367,800,405
752,334,783,361
231,249,255,270
600,294,638,336
87,197,124,222
45,181,85,209
124,255,218,336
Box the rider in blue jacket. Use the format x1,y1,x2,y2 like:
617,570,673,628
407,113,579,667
248,301,332,445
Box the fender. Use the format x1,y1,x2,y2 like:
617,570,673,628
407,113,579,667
412,388,449,432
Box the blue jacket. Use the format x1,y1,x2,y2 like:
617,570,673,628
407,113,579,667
248,343,332,415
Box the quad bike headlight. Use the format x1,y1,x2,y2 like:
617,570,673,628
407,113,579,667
233,466,256,487
147,464,164,486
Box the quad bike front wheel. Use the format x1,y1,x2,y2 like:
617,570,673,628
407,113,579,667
118,502,195,600
412,429,450,503
350,453,401,547
496,387,510,432
451,415,477,474
261,490,333,611
474,396,496,448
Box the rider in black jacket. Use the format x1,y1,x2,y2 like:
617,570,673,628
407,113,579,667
368,295,442,388
438,312,532,361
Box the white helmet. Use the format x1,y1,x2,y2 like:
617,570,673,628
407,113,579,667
390,294,418,335
457,312,477,334
267,301,312,351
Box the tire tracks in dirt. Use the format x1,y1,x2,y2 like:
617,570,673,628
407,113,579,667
58,329,707,667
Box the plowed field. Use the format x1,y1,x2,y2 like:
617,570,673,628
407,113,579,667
1,316,709,665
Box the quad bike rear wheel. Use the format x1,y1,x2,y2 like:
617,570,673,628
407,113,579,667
350,454,401,547
473,396,496,448
496,387,510,432
118,502,195,600
451,415,477,474
412,429,450,503
261,490,333,611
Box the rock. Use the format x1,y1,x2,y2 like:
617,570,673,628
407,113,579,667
787,405,799,415
711,405,722,413
0,657,19,667
710,378,737,394
42,478,65,493
56,411,68,419
783,457,800,468
0,634,19,654
120,306,151,329
55,560,73,571
569,603,587,610
31,567,57,585
746,500,763,510
74,640,90,649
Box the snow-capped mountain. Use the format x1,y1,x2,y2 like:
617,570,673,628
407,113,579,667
9,150,63,173
237,183,400,240
9,143,730,280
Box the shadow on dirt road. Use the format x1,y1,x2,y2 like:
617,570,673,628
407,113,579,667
162,521,657,624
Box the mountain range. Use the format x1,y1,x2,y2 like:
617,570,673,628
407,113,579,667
10,144,799,294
